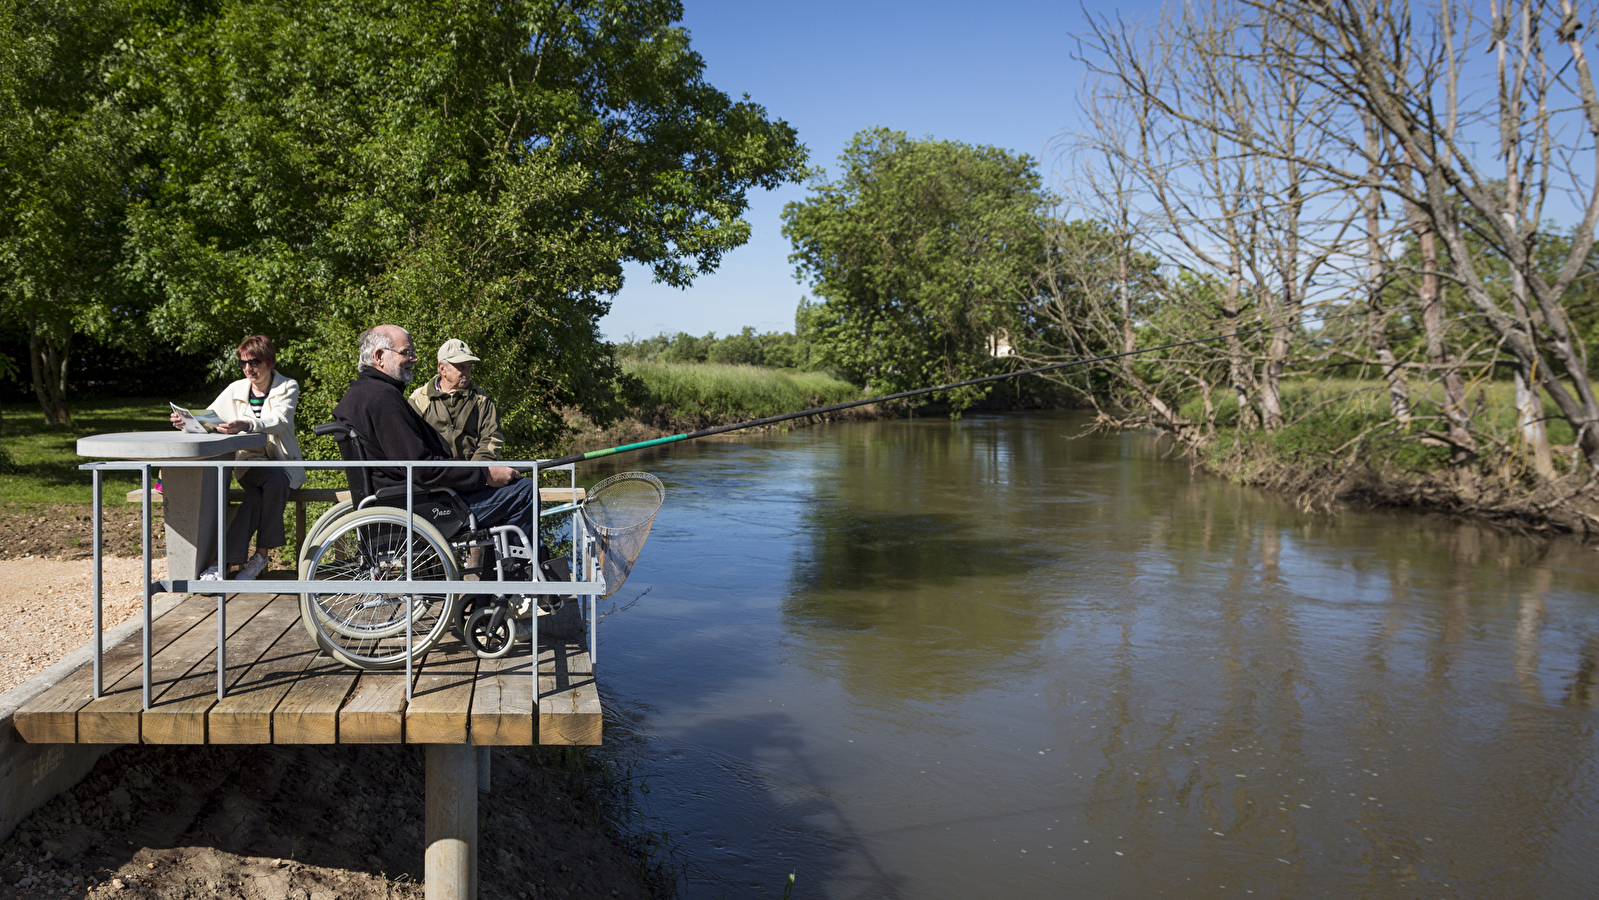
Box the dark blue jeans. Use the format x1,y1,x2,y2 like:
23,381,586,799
458,477,538,546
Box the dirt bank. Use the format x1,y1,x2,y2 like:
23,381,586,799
0,505,164,562
1201,439,1599,538
0,743,665,900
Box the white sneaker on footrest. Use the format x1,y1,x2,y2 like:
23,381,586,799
199,565,223,581
236,553,269,581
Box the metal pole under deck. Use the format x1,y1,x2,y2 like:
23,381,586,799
425,742,478,900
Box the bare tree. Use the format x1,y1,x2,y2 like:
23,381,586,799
1254,0,1599,471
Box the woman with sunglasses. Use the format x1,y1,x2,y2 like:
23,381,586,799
168,334,305,580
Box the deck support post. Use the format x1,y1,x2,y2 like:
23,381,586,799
425,743,478,900
477,747,491,792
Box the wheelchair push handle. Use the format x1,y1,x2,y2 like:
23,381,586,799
314,422,353,441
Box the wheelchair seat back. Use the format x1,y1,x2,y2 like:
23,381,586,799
314,421,375,503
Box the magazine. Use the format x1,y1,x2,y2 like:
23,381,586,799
170,402,225,434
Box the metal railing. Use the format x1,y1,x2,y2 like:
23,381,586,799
81,457,601,710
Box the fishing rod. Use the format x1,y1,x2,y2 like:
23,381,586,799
536,322,1281,470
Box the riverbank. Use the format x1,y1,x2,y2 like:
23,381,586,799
1201,439,1599,537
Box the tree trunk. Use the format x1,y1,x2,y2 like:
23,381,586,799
1364,116,1411,428
26,315,71,426
1514,368,1555,480
1416,220,1473,459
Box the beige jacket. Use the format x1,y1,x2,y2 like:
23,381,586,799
207,371,306,489
407,378,503,461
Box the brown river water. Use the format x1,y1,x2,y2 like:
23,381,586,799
588,411,1599,899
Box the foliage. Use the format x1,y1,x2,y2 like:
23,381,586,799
2,0,806,453
782,128,1050,412
615,327,821,370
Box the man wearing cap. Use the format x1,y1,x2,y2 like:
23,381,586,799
409,338,504,462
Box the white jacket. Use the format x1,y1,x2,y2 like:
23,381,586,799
208,371,306,489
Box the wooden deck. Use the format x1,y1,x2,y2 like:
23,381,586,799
13,593,600,747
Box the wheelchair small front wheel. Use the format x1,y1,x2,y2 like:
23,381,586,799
464,604,517,660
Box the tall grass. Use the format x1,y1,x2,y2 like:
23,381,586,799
624,360,862,425
1182,376,1581,474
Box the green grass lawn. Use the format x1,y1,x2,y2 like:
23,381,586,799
0,396,211,506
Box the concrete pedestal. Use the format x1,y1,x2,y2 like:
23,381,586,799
77,432,267,580
426,743,478,900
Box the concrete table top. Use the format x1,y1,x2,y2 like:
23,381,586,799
76,431,267,460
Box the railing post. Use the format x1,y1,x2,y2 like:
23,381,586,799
217,463,228,701
141,465,152,712
92,468,103,699
406,462,415,704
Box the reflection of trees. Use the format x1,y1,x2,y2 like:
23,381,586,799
781,418,1065,703
1063,457,1599,893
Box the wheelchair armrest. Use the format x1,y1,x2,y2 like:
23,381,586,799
362,484,476,531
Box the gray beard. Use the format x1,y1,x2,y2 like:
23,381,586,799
398,363,415,384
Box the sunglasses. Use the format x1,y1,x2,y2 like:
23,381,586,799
239,358,267,368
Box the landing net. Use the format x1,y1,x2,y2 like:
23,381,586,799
579,472,665,599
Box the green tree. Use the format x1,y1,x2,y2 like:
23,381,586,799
106,0,804,451
0,0,142,425
782,128,1049,411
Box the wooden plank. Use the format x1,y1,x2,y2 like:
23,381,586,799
470,652,534,746
337,668,413,744
271,645,358,745
76,594,274,744
14,597,214,743
140,596,300,744
404,638,478,744
208,612,323,743
538,487,585,502
539,642,601,746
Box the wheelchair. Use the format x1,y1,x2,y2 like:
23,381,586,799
297,422,574,670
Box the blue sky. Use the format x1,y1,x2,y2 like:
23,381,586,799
599,0,1125,341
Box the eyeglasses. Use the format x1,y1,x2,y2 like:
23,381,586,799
239,358,266,368
380,346,418,359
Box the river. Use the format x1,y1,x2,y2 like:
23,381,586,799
585,411,1599,899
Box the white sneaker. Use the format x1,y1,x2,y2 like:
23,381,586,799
198,565,223,581
236,553,269,581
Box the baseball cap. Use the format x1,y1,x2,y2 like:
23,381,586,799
438,339,481,364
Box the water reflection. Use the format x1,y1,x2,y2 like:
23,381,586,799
597,413,1599,900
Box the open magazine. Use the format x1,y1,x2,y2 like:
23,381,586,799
170,402,225,434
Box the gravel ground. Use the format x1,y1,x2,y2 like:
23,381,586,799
0,556,167,696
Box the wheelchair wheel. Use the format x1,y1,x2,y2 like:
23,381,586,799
299,508,460,670
298,498,353,568
464,604,518,660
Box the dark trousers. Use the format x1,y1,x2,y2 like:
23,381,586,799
459,477,539,547
227,467,290,564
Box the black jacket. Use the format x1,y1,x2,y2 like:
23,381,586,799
331,367,488,494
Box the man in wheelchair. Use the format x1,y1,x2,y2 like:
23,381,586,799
310,324,564,665
332,325,538,540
